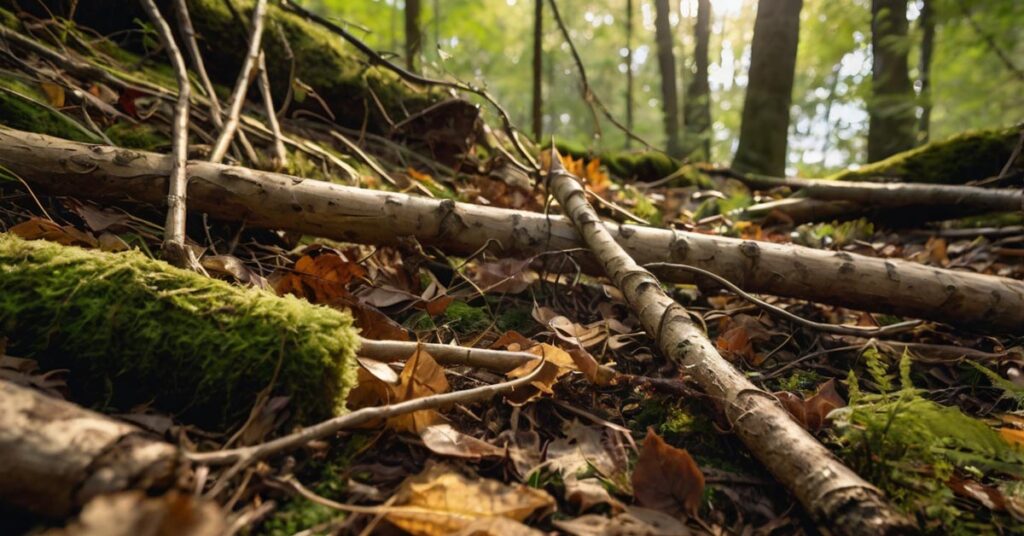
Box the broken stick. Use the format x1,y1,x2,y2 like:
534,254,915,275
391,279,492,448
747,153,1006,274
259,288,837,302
544,150,914,534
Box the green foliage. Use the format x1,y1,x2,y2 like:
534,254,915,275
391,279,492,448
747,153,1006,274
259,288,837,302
0,234,359,428
0,85,100,143
104,122,168,150
968,362,1024,409
833,351,1024,532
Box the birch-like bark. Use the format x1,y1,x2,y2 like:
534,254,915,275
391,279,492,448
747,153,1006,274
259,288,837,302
2,128,1022,333
544,152,913,534
0,380,179,518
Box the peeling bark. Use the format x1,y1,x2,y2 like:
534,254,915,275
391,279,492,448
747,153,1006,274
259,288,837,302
1,128,1022,333
545,154,914,534
0,380,179,518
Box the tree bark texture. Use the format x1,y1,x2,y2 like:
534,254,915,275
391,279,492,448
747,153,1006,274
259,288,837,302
0,380,179,518
405,0,422,73
545,156,914,535
868,0,917,162
653,0,682,157
737,174,1023,212
733,0,802,177
2,128,1023,333
684,0,712,160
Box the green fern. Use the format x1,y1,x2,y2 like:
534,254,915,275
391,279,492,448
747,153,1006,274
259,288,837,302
968,362,1024,409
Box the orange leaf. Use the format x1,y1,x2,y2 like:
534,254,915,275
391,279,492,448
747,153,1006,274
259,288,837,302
10,217,98,248
775,379,846,432
1000,427,1024,449
631,428,704,517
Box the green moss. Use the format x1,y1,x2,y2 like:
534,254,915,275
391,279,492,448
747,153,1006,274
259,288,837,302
0,234,359,428
548,141,696,184
829,127,1021,185
443,301,491,334
0,7,19,30
492,301,535,333
104,121,169,150
0,86,100,142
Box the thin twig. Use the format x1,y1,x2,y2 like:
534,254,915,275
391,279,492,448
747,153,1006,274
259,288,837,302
256,52,287,169
358,337,536,372
644,262,922,337
186,355,546,468
278,0,539,173
140,0,201,271
209,0,269,164
546,0,659,151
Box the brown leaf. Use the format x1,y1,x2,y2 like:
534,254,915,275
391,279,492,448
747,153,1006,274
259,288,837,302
201,255,267,288
567,347,619,386
631,429,704,517
549,316,607,349
504,344,576,406
40,81,65,107
11,217,97,248
419,424,506,459
45,491,224,536
554,506,694,536
274,248,366,303
469,259,535,294
346,299,412,341
97,233,131,253
385,462,555,536
348,348,449,433
546,420,628,512
490,331,537,352
774,378,846,432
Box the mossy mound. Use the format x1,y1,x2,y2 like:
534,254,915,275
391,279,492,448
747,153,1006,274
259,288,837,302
551,141,687,183
0,234,360,428
0,84,100,143
829,127,1022,184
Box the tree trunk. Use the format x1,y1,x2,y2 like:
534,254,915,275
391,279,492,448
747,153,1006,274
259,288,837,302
684,0,712,160
545,154,913,535
868,0,917,162
532,0,543,141
733,0,802,176
653,0,682,157
0,379,179,518
917,0,935,144
2,128,1023,333
624,0,634,149
405,0,422,73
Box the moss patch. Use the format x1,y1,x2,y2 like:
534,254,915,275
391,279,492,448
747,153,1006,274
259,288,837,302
104,121,169,150
829,127,1021,185
0,86,100,143
0,234,359,428
443,301,491,334
550,141,696,184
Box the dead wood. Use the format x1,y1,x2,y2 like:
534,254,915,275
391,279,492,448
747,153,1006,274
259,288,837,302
544,151,915,535
0,380,180,518
2,128,1023,332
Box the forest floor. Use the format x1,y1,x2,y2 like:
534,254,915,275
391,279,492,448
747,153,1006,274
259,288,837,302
1,5,1024,536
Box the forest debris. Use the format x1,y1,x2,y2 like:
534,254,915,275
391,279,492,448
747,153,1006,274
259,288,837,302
774,378,846,433
10,216,98,247
384,462,555,536
631,429,704,517
0,234,360,427
419,424,506,459
348,348,449,433
554,507,694,536
4,129,1023,331
0,379,179,518
545,420,629,512
44,491,225,536
504,343,576,405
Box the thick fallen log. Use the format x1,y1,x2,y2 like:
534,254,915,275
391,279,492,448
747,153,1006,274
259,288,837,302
545,152,913,534
0,379,179,518
735,174,1022,213
2,128,1023,332
0,234,359,427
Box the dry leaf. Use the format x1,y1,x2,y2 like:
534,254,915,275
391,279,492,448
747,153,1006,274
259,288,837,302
419,424,506,459
385,462,555,536
546,420,628,512
348,348,449,433
357,357,400,385
549,316,607,349
274,248,366,303
491,331,537,352
774,378,846,432
504,344,576,406
1000,427,1024,450
453,516,545,536
567,347,619,386
347,299,412,341
11,217,98,248
554,506,694,536
40,81,65,107
469,259,536,294
631,429,704,517
45,491,224,536
97,233,130,253
201,255,266,288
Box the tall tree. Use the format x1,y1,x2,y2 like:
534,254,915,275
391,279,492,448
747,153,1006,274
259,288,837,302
684,0,712,160
733,0,803,176
917,0,935,144
405,0,422,73
531,0,543,140
868,0,916,161
653,0,682,157
624,0,634,149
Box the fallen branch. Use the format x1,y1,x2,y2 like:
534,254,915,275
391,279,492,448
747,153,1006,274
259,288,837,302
0,379,179,517
209,0,268,164
2,128,1023,332
544,150,913,534
358,338,534,372
186,354,546,469
140,0,198,270
729,171,1023,213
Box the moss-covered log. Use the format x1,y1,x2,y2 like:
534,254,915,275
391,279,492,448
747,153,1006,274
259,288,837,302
1,0,440,134
0,234,359,428
551,141,688,183
829,127,1022,184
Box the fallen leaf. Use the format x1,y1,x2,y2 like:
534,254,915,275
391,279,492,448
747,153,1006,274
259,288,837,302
1000,427,1024,450
45,491,224,536
419,424,506,459
496,428,543,479
567,347,619,386
546,420,628,512
201,255,267,288
357,357,400,385
347,299,412,341
490,331,537,352
469,259,536,294
385,462,555,536
40,81,65,107
504,344,576,406
775,378,846,432
10,217,98,248
274,247,366,303
347,348,449,433
549,316,607,349
97,233,131,253
631,429,704,517
554,506,694,536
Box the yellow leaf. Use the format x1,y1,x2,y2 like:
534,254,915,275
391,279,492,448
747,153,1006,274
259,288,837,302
386,463,555,536
347,348,450,433
40,82,65,107
503,344,576,406
1000,428,1024,449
